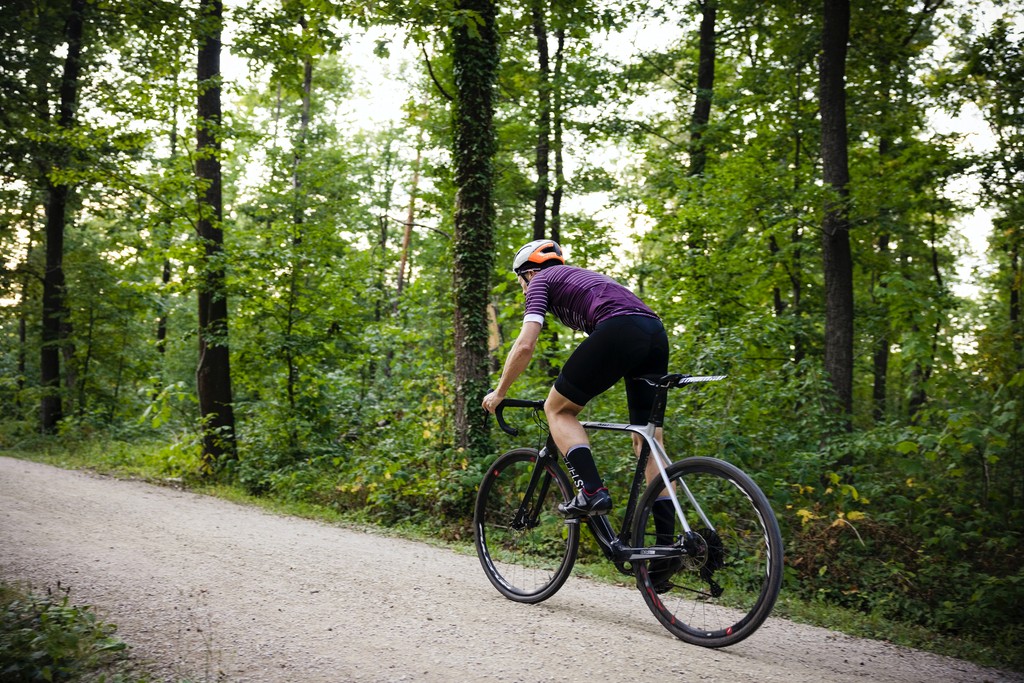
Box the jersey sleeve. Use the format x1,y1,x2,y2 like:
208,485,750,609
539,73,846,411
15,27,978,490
523,278,548,325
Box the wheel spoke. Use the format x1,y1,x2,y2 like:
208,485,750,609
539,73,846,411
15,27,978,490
474,449,579,604
633,457,783,647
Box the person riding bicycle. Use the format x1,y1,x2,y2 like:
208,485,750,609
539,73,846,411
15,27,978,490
481,239,672,523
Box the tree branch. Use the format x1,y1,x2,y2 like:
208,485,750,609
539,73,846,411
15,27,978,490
383,213,451,240
421,46,453,102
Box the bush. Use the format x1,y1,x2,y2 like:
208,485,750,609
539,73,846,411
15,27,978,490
0,582,128,682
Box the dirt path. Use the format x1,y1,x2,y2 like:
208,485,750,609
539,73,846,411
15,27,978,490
0,456,1018,683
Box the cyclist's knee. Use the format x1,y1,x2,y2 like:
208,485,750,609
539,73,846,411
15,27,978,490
545,386,584,421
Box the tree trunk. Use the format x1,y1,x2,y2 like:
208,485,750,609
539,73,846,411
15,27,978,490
789,66,806,365
791,222,805,365
195,0,237,468
683,1,717,262
872,231,890,422
451,0,499,455
40,183,68,432
40,0,87,433
396,139,422,302
871,55,894,423
157,89,178,358
292,32,313,231
285,26,314,435
689,0,717,177
76,304,95,415
531,0,551,240
819,0,854,423
550,29,565,243
871,138,892,423
769,235,786,317
909,222,946,421
18,244,31,401
156,257,171,355
1010,232,1022,365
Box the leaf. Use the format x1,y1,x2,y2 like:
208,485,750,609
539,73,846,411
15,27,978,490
796,508,818,525
895,440,919,455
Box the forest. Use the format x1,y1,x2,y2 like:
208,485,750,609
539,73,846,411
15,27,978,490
1,0,1021,666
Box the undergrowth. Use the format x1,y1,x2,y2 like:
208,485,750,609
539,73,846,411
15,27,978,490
0,582,142,682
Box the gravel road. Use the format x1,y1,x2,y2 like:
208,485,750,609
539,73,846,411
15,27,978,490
1,456,1019,683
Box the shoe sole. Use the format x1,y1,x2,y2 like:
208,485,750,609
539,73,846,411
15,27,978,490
558,506,612,519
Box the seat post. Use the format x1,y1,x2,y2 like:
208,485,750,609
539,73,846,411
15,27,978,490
648,383,671,427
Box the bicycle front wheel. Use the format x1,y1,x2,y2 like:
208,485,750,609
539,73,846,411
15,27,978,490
474,448,579,603
633,456,783,648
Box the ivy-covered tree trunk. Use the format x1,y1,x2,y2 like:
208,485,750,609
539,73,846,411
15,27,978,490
40,0,87,433
819,0,854,423
195,0,237,468
451,0,499,455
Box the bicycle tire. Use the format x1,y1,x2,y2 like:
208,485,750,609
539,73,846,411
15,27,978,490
474,448,580,604
632,456,783,647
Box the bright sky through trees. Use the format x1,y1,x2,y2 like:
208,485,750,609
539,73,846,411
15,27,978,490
308,8,1006,298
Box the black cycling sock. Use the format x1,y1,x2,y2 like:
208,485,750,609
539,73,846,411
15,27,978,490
563,445,603,493
653,498,676,545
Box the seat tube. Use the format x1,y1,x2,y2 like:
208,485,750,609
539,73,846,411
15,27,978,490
643,382,691,536
647,434,693,536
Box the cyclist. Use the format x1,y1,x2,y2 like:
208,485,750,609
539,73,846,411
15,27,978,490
481,240,673,528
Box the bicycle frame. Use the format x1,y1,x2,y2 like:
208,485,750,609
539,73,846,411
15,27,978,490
501,374,727,572
581,421,710,555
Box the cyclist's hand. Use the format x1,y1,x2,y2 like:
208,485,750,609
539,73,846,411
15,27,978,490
481,391,504,414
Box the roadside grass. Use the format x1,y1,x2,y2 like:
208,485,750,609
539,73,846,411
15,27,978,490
3,438,1020,675
0,581,152,682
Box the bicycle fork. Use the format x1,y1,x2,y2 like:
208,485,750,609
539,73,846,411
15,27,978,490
511,448,557,531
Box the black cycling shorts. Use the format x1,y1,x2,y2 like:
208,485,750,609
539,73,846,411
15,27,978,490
554,315,669,425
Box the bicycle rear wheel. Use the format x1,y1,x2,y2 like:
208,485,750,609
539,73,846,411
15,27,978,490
474,448,579,603
632,456,783,648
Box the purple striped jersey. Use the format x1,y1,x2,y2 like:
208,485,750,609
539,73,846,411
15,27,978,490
523,266,658,334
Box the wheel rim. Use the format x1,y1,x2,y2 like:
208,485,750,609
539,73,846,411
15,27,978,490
476,452,578,601
635,460,782,645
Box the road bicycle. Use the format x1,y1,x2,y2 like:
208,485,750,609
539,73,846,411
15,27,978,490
473,373,783,648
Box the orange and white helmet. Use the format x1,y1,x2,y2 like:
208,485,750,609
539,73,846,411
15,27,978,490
512,239,565,275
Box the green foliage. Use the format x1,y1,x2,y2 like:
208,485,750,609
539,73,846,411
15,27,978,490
0,583,129,682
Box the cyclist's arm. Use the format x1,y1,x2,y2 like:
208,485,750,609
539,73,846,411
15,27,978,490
482,320,542,413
